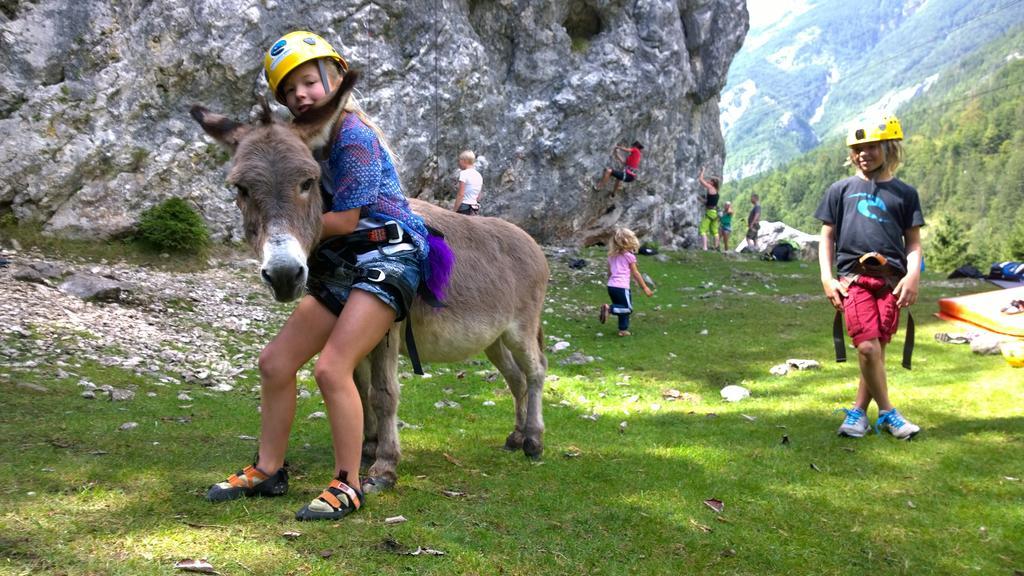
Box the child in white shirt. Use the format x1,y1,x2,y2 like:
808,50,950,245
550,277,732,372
454,150,483,215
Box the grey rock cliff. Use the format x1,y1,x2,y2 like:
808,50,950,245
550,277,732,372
0,0,747,247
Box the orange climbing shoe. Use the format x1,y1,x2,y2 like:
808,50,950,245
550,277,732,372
206,463,288,502
295,472,364,521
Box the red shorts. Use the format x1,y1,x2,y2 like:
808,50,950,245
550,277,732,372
842,276,900,346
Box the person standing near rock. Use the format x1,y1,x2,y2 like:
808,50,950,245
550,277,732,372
697,166,720,251
594,141,643,195
719,201,734,251
453,149,483,215
746,193,761,250
598,228,653,336
816,114,923,441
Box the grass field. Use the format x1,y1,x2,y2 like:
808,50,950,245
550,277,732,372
1,248,1022,575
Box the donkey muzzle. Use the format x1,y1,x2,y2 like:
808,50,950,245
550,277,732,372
260,233,309,302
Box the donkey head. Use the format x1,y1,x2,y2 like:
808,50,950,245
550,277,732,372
190,71,359,301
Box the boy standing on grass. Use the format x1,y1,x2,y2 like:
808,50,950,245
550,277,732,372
745,194,761,250
815,114,923,440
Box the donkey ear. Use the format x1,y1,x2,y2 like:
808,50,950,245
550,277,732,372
256,95,273,125
190,105,249,153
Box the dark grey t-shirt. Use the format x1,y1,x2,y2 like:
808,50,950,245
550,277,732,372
814,176,925,276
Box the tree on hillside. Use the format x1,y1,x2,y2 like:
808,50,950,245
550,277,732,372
1009,216,1024,261
927,214,971,274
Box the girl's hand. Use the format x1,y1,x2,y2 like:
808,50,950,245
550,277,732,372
643,286,653,297
893,275,919,308
822,277,846,310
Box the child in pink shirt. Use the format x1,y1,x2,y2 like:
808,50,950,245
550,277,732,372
599,228,654,336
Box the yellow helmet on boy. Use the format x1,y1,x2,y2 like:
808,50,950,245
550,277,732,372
846,115,903,147
264,31,348,103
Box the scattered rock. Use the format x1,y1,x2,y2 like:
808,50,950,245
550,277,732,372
109,388,135,401
16,382,49,393
720,385,750,402
308,411,326,419
12,266,53,286
971,334,1004,356
58,273,126,302
2,255,275,395
558,352,595,366
785,359,820,370
119,422,139,431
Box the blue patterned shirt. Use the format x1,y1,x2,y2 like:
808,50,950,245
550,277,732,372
320,113,429,260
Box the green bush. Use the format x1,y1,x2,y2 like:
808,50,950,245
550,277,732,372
136,198,210,254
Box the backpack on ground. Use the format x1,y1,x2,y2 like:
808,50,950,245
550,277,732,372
766,240,799,262
949,264,984,279
989,261,1024,281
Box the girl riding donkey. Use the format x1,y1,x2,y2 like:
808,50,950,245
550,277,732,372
205,31,453,520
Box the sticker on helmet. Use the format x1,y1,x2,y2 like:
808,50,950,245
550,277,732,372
269,46,294,72
303,37,316,45
270,39,288,57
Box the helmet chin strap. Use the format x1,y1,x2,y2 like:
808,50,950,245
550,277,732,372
317,59,332,96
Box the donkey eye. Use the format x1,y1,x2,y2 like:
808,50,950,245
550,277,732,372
300,178,315,193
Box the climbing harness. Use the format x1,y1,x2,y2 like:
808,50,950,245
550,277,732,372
308,222,447,375
832,253,915,370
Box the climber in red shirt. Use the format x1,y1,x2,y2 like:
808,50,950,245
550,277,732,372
594,141,644,194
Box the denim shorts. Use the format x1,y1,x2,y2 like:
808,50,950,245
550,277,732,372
306,244,422,321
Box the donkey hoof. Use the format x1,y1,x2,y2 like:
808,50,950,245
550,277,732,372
361,476,395,494
523,438,544,460
503,432,525,451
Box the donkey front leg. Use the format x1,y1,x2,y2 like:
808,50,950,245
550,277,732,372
362,325,402,494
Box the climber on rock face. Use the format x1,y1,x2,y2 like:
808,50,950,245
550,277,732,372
697,165,721,251
594,141,643,195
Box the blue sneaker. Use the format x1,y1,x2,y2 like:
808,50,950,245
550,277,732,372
836,407,869,438
876,408,920,440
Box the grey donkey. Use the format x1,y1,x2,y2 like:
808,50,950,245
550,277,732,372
190,71,549,492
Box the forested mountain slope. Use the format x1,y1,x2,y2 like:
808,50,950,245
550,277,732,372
723,25,1024,271
722,0,1024,180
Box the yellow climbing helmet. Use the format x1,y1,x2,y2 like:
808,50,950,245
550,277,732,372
264,31,348,103
846,115,904,147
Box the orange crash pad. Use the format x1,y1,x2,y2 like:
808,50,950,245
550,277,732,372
937,286,1024,337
